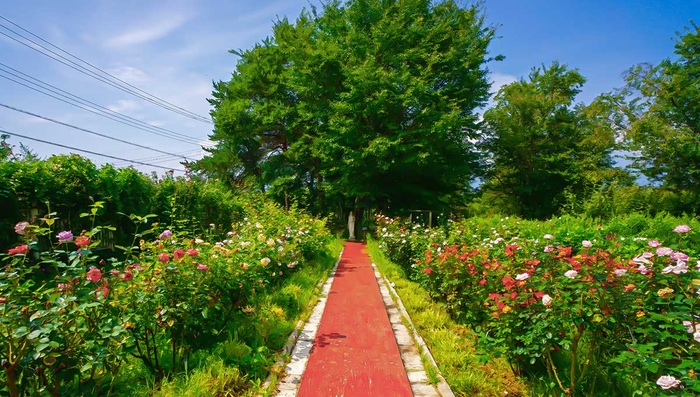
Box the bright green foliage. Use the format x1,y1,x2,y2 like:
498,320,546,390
376,214,700,396
0,193,332,396
203,0,498,215
481,63,622,219
622,23,700,212
0,154,245,251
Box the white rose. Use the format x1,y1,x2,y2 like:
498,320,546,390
515,273,529,281
543,234,554,240
582,240,592,248
656,375,681,390
564,270,578,279
541,294,552,306
683,321,700,333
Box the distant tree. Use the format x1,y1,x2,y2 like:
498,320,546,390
0,134,12,161
622,22,700,212
202,0,499,215
481,62,621,219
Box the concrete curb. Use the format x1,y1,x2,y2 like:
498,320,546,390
374,264,456,397
265,248,343,397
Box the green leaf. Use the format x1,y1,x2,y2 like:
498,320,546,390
13,326,29,338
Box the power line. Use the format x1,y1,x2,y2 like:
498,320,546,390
0,102,197,160
116,149,203,163
0,16,213,124
0,62,211,144
0,29,210,124
0,72,206,146
111,149,203,166
0,62,208,140
1,128,186,172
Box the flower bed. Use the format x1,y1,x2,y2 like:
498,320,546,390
376,214,700,396
0,198,330,396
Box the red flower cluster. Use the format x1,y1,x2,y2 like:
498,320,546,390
8,244,28,255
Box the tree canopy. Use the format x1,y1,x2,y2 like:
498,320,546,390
622,22,700,212
199,0,499,215
480,63,623,218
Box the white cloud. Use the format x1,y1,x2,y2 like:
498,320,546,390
106,13,191,48
107,99,141,113
107,66,148,84
490,72,518,94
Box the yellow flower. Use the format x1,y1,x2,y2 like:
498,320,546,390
502,305,512,314
271,306,284,318
636,310,645,318
657,287,674,298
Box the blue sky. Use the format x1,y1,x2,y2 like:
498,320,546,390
0,0,697,175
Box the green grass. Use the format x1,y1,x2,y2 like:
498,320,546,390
366,237,532,397
119,239,344,397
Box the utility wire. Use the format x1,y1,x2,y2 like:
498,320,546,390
113,151,199,163
0,29,209,124
0,72,206,146
1,128,186,172
0,17,212,124
116,149,202,163
0,62,211,144
111,149,203,166
0,102,196,159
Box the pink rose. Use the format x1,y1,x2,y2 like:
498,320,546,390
120,270,134,281
86,267,102,283
673,225,691,233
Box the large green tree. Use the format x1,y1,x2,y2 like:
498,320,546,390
481,62,621,219
622,23,700,212
201,0,499,215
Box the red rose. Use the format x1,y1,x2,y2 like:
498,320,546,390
75,235,90,247
8,244,28,255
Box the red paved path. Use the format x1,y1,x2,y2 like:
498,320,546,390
297,241,413,397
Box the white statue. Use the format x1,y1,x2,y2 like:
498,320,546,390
348,212,356,240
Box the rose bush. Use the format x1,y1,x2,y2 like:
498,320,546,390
1,196,330,395
376,214,700,396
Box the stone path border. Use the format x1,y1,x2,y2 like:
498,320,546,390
271,244,456,397
262,249,343,397
372,263,455,397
